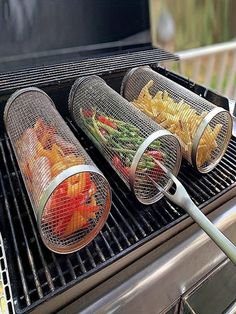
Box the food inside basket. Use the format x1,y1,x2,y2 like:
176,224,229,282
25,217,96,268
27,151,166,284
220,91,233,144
80,108,164,181
43,176,98,238
132,80,222,167
16,118,99,238
0,281,7,314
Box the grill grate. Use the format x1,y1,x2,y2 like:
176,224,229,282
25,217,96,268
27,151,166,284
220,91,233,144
0,119,235,313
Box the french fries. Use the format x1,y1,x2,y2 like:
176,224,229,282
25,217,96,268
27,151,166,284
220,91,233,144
133,80,222,167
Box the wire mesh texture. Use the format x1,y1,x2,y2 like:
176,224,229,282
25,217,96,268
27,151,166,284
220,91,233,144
69,75,182,205
4,87,111,254
1,123,236,314
121,66,233,173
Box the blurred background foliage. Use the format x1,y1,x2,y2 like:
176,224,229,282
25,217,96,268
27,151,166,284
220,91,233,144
150,0,236,51
150,0,236,98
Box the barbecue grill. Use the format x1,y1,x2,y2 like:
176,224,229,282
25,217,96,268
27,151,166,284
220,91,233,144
0,47,235,314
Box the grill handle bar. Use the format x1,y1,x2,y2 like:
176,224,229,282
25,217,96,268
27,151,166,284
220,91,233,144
148,160,236,265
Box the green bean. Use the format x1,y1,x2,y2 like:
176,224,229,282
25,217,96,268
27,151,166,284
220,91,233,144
111,147,136,154
118,124,139,133
110,118,139,131
138,161,155,169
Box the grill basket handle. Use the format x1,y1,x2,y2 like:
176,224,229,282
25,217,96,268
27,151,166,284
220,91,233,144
148,160,236,265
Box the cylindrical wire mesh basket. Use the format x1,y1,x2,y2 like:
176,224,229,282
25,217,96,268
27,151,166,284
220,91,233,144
4,87,111,254
121,66,233,173
69,75,182,205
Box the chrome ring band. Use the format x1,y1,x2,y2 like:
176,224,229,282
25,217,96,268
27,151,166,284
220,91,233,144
37,164,112,254
130,130,182,205
192,107,233,172
120,65,150,97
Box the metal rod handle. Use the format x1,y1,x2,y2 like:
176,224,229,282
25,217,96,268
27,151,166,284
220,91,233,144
182,194,236,265
149,160,236,265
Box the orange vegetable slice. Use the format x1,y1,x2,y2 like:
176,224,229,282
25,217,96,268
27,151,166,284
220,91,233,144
49,144,64,165
34,118,46,141
67,172,91,197
62,210,88,237
79,204,98,220
21,162,31,178
51,161,68,178
88,182,97,198
63,155,85,167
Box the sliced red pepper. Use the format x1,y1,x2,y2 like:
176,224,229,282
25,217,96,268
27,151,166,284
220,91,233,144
147,150,163,161
53,215,72,237
112,155,122,168
61,203,98,238
43,181,72,236
47,176,90,228
83,109,93,118
121,167,130,178
50,191,88,237
149,164,164,182
84,173,93,190
112,155,130,178
43,164,94,237
44,181,68,219
98,116,117,129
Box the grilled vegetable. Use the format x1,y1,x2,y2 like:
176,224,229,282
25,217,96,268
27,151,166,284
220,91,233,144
54,135,77,155
34,118,56,149
63,210,88,237
98,115,117,129
16,128,38,163
31,157,51,204
133,80,222,167
147,150,163,161
17,118,99,238
81,109,164,178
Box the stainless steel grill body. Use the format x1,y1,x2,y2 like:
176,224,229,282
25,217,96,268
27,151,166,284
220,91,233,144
4,87,111,254
121,66,233,173
69,75,182,205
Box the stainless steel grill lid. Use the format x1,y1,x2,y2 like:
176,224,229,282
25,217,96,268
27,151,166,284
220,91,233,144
4,87,111,254
121,66,233,173
69,75,182,205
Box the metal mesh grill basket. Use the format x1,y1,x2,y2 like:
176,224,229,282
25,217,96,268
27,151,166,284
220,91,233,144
121,66,233,173
4,87,111,254
69,75,182,205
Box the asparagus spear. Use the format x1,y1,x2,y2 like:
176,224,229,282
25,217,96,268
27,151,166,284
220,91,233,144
81,109,163,171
